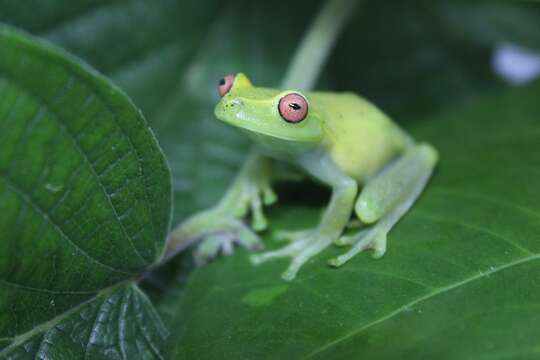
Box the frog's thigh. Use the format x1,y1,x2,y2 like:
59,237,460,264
355,143,438,224
328,143,437,266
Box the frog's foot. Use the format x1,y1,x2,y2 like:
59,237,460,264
327,224,388,267
166,207,264,263
332,228,369,247
193,221,264,265
250,229,335,281
234,177,277,231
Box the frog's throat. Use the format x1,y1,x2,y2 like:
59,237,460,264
230,119,316,142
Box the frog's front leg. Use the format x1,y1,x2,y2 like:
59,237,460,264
251,152,357,280
328,143,438,267
166,150,276,262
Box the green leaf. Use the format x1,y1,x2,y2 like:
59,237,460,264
329,1,504,119
165,81,540,359
0,25,171,357
1,286,167,360
436,1,540,51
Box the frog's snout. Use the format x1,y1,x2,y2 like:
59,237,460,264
223,98,243,109
214,97,243,123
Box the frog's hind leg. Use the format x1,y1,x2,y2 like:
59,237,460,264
328,143,438,267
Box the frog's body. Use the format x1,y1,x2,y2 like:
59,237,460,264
307,92,408,182
169,73,438,280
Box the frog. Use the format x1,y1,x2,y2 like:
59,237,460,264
167,73,438,281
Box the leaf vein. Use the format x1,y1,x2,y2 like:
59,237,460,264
51,75,149,266
0,69,153,266
132,286,167,360
0,175,131,275
414,211,534,255
432,186,540,220
301,254,540,359
0,278,98,295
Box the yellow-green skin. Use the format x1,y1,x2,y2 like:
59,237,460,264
171,73,437,281
309,93,408,181
216,73,408,184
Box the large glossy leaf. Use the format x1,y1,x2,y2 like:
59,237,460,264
0,25,171,357
166,80,540,359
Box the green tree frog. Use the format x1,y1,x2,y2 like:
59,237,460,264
168,73,438,281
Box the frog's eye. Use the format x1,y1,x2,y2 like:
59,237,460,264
218,74,235,97
278,93,308,123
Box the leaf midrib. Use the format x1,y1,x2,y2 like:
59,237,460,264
302,252,540,359
0,283,120,356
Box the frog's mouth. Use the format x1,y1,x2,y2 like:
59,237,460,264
214,100,322,143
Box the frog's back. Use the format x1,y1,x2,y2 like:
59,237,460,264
308,91,409,182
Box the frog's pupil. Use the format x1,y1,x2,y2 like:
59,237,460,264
289,103,301,111
219,78,226,86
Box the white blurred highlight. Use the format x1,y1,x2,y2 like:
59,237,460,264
493,43,540,85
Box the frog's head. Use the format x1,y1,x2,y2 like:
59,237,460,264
214,73,323,143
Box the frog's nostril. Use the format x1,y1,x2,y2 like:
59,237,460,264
225,99,242,108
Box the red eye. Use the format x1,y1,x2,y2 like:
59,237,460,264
218,74,235,97
278,93,308,123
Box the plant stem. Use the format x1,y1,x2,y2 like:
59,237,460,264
281,0,360,91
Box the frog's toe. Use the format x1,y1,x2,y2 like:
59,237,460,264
281,234,334,280
249,194,267,231
251,230,335,280
333,228,369,247
328,226,388,267
250,239,306,265
237,223,265,251
262,185,278,205
194,220,265,265
194,233,234,265
238,180,277,232
333,235,353,247
371,233,387,259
